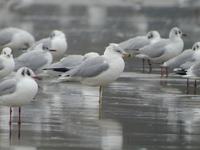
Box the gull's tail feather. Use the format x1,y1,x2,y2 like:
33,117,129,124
43,67,70,72
173,68,187,75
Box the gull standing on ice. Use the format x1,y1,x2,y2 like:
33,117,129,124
0,67,38,124
119,31,161,72
59,43,130,104
138,27,185,76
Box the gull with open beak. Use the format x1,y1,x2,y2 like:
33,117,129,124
0,67,39,124
59,43,130,108
14,41,55,72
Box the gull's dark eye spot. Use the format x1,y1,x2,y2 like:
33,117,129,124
175,31,178,35
27,69,31,76
116,50,121,53
21,69,25,76
178,31,181,34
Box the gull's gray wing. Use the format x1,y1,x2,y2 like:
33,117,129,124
139,39,169,58
28,38,51,50
0,79,16,96
119,36,149,51
163,49,194,69
0,28,16,46
15,50,48,71
66,56,109,78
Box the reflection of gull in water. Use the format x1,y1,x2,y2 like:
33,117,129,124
9,146,37,150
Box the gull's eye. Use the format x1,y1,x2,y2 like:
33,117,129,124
175,31,178,35
197,45,199,49
21,69,25,76
116,50,121,53
27,69,31,76
178,31,181,34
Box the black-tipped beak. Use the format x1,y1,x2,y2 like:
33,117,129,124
32,76,42,80
49,49,57,52
182,33,187,37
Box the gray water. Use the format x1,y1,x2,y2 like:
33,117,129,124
1,0,200,150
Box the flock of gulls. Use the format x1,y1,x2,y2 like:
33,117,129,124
0,26,199,127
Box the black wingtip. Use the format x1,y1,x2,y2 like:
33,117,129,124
174,69,187,75
43,68,70,72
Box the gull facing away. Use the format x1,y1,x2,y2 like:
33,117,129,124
15,42,55,72
162,42,200,75
0,47,15,79
29,30,67,61
59,43,130,105
0,67,38,124
119,30,161,72
138,27,185,76
44,52,99,78
0,27,35,54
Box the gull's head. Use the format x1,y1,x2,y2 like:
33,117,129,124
169,27,186,39
192,42,200,51
16,67,36,78
14,31,35,50
1,47,13,58
147,30,160,40
42,41,56,52
104,43,130,58
50,30,66,39
83,52,99,60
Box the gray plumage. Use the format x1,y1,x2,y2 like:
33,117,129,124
47,55,84,69
0,28,14,46
0,59,5,70
139,39,169,58
119,36,150,51
65,56,109,78
0,79,16,96
163,49,194,69
14,50,49,71
28,38,51,50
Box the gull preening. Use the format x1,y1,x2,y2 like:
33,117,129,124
0,67,38,124
59,43,130,104
0,27,35,54
0,47,15,79
138,27,185,76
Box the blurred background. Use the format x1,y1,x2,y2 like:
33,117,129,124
2,0,200,72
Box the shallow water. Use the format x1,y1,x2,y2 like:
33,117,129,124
0,72,200,150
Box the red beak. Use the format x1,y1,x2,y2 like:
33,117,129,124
32,76,42,80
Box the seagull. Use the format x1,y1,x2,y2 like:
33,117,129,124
0,67,39,124
15,41,55,72
0,27,35,54
162,42,200,75
119,30,161,72
119,30,161,53
138,27,185,76
0,47,15,79
59,43,130,104
44,52,99,79
29,30,67,61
